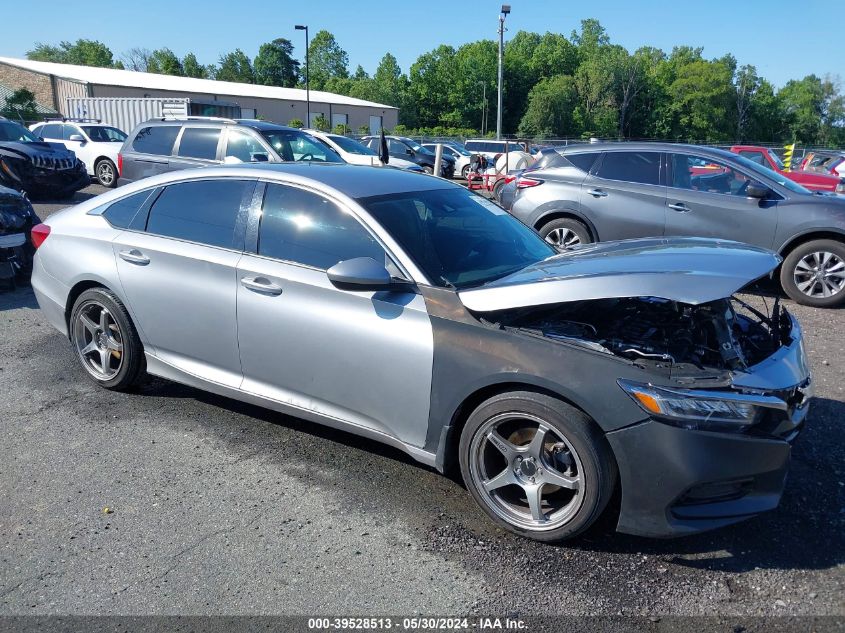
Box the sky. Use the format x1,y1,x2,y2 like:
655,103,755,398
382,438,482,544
3,0,839,88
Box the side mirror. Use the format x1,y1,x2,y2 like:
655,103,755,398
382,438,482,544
68,134,85,143
327,257,410,292
250,152,269,162
746,181,771,199
405,148,414,156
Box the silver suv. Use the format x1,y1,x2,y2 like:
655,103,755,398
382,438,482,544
509,142,845,308
117,118,342,186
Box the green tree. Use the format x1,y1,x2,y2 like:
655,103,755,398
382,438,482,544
183,53,210,79
312,114,330,131
0,87,38,123
216,49,254,83
518,75,579,137
146,48,183,76
307,30,349,90
574,53,617,136
27,39,117,67
409,45,457,128
669,58,735,141
254,38,299,87
288,118,304,128
120,47,151,71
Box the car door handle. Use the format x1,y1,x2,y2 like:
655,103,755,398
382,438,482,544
240,276,283,296
668,203,690,213
586,188,608,198
118,249,150,265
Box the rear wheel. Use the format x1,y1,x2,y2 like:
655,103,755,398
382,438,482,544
781,239,845,307
70,288,145,390
459,391,616,542
538,218,592,248
95,158,118,188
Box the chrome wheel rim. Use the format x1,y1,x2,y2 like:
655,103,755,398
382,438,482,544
469,412,585,532
793,251,845,299
97,162,115,185
545,228,581,248
73,301,124,380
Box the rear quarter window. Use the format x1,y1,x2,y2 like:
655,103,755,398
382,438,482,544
131,126,180,156
564,153,599,173
102,190,155,229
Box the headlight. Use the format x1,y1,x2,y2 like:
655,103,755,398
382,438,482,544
618,380,787,432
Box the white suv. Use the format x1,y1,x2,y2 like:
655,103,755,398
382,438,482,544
30,119,127,187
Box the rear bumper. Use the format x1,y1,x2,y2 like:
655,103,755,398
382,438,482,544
607,419,797,537
31,254,70,337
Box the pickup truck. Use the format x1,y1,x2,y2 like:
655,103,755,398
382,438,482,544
730,145,845,193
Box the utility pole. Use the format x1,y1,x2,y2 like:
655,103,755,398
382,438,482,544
496,5,510,140
295,24,310,127
477,81,487,136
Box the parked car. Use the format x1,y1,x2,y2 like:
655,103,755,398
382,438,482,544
0,184,41,287
305,129,422,171
730,145,845,194
509,142,845,307
800,151,845,178
0,117,89,199
30,119,127,188
465,139,530,161
32,163,810,542
498,148,570,210
117,118,343,186
421,143,472,179
360,135,455,178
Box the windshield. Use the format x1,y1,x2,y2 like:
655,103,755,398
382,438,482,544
448,143,471,156
82,126,127,142
360,187,555,289
0,120,40,143
403,139,432,155
328,134,376,156
726,151,812,194
766,149,785,170
261,130,343,163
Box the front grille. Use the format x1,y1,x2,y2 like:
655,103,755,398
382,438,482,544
31,155,75,171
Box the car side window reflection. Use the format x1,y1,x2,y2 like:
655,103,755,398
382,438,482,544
671,154,751,196
258,184,387,271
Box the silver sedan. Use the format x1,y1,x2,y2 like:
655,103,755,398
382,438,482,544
31,164,810,542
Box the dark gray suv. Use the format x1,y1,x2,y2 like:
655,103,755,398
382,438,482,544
117,118,342,186
509,142,845,308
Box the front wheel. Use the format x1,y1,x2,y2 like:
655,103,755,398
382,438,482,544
781,239,845,307
461,164,471,180
422,165,434,175
459,391,616,542
95,159,118,188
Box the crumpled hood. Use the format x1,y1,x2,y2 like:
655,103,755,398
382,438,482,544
0,140,77,162
458,237,781,312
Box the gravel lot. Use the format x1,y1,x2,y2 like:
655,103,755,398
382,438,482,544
0,184,843,620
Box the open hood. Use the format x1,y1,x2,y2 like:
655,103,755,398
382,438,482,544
458,238,781,312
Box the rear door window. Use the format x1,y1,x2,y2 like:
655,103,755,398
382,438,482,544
145,179,252,249
177,127,221,160
131,126,180,156
257,183,385,270
224,129,268,163
595,151,662,185
565,153,599,173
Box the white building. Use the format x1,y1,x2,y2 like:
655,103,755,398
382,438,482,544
0,56,398,132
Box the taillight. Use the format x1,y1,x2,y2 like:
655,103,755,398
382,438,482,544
117,153,123,176
516,176,544,189
30,223,51,249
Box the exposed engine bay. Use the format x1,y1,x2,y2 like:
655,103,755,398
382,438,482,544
486,296,793,373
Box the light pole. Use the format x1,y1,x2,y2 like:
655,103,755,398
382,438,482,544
476,81,487,136
295,24,310,127
496,5,510,140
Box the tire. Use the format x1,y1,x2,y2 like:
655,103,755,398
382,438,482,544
459,391,617,542
95,158,118,188
422,165,434,175
461,164,471,180
70,287,146,390
780,239,845,308
538,217,592,249
492,178,506,201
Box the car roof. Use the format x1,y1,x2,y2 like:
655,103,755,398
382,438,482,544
135,118,298,132
559,142,741,159
107,163,459,202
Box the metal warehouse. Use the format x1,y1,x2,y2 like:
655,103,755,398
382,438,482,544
0,56,398,132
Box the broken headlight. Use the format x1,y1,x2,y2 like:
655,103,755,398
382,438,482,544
618,380,787,432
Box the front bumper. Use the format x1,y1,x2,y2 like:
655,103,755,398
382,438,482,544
608,315,811,537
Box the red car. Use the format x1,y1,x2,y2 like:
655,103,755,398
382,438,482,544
730,145,845,194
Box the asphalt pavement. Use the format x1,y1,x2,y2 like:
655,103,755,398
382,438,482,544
0,185,842,620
